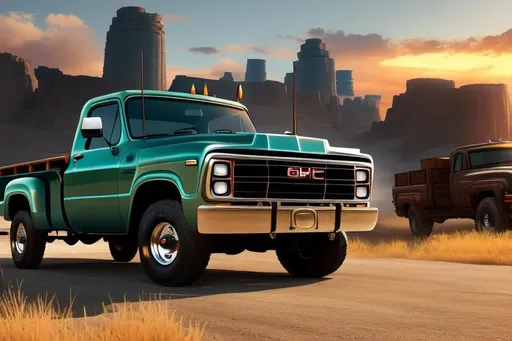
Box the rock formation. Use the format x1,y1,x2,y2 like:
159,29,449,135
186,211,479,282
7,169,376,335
336,70,354,97
0,53,38,117
103,6,167,90
219,72,234,81
356,78,512,155
294,38,336,103
169,76,286,106
244,59,266,83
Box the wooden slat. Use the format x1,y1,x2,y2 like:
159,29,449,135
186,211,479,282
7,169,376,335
0,154,70,175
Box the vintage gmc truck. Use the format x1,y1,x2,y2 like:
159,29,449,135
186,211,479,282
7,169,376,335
392,140,512,237
0,87,378,286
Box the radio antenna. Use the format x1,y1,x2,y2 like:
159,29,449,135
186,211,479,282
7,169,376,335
292,63,297,135
141,49,146,137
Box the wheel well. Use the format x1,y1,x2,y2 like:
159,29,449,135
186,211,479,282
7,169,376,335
473,190,495,210
7,194,30,220
129,181,182,234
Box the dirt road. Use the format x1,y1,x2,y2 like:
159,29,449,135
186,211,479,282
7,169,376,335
0,219,511,341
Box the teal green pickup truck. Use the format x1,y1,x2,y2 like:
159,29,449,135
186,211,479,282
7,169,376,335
0,88,378,286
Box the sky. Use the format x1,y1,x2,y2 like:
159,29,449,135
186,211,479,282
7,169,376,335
1,0,512,117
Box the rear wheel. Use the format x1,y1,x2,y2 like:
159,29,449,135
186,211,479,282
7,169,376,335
408,206,434,238
108,236,138,262
276,232,348,278
138,200,211,286
475,197,509,233
10,210,47,269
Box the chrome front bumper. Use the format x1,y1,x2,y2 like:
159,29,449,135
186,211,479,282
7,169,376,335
197,204,378,234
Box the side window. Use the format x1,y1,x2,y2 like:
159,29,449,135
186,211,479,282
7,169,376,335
86,102,121,150
453,153,463,172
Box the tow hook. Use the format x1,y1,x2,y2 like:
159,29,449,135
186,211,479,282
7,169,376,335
328,233,336,241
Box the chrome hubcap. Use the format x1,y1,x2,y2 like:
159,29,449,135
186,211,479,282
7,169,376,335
483,213,491,228
150,222,179,266
13,223,27,254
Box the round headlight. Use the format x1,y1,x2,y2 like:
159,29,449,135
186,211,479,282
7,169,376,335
356,169,368,182
213,181,229,196
213,163,229,177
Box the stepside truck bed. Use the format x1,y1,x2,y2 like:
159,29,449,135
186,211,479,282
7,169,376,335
0,155,70,176
392,157,453,216
0,155,70,231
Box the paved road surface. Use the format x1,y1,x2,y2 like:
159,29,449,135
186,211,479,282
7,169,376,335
0,218,511,341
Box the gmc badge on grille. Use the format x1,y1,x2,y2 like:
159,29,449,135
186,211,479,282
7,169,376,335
287,167,325,180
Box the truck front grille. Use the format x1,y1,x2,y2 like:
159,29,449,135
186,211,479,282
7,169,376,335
232,159,355,200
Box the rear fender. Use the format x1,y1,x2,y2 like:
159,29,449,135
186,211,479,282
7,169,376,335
3,177,51,230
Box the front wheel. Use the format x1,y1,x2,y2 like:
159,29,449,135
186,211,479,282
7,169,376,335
10,210,47,269
275,232,348,278
475,197,509,233
138,200,211,286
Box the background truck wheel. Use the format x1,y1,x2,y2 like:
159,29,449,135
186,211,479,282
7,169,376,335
275,231,348,278
137,199,211,286
10,210,47,269
108,237,138,262
475,197,509,233
408,206,434,238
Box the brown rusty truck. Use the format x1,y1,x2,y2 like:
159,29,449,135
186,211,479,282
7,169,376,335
392,140,512,237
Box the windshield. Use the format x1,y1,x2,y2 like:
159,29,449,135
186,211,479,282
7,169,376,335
468,148,512,168
125,96,257,138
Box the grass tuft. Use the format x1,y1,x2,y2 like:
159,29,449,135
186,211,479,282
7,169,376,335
0,281,204,341
350,230,512,265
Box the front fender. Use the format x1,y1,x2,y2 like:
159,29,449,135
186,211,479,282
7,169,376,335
4,177,51,230
121,172,198,231
470,180,506,208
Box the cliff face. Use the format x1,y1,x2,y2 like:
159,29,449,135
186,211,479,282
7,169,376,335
0,53,38,117
361,78,511,154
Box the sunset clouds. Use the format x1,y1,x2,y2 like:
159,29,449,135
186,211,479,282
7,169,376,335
1,10,511,120
303,28,512,116
0,11,103,76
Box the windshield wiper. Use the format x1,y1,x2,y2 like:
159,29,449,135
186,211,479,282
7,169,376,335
213,129,235,134
173,127,199,135
143,133,174,139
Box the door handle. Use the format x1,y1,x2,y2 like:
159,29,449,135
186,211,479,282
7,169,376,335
122,167,136,174
72,153,84,161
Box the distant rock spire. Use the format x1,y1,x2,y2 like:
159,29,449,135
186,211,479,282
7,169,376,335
102,6,167,90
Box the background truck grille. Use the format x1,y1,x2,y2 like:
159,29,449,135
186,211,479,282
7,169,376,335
232,159,355,200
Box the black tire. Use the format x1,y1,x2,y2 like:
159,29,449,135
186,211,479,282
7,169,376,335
137,199,211,286
475,197,509,233
108,236,138,262
10,210,47,269
408,206,434,238
275,232,348,278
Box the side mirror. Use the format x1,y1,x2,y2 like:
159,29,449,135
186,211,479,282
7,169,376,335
81,117,103,138
284,131,294,135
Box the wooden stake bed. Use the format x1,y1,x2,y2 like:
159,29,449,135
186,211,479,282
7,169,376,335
0,154,70,177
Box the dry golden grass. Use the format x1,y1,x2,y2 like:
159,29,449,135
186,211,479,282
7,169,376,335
350,230,512,265
0,279,204,341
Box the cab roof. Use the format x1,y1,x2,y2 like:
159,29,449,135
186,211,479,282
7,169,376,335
83,90,249,111
451,140,512,153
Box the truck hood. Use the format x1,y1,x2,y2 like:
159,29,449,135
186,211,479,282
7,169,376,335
137,132,370,163
138,133,366,156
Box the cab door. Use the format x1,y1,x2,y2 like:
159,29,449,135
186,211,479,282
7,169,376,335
449,152,472,208
63,100,125,233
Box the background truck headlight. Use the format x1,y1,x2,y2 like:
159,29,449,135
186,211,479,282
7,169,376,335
356,169,369,183
213,162,229,177
212,181,230,196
